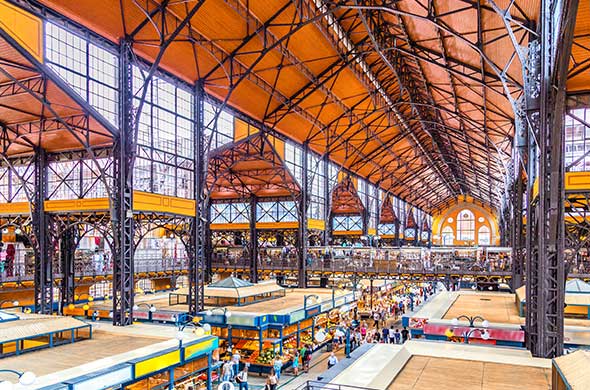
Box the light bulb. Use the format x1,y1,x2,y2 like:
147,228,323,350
482,320,489,328
11,301,18,306
1,228,8,234
19,371,36,386
108,311,114,318
0,380,14,390
224,310,232,318
481,330,490,340
206,310,212,316
195,327,205,336
176,331,185,341
132,304,139,311
451,318,459,326
471,285,477,290
14,228,21,235
82,304,90,311
203,323,212,332
149,305,156,313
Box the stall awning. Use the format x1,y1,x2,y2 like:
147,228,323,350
176,278,285,300
0,313,88,342
566,278,590,293
517,285,590,306
553,349,590,389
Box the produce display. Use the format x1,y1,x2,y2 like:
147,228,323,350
283,335,297,350
255,349,276,365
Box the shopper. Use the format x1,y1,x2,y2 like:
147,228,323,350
394,328,401,344
303,344,312,372
221,359,233,382
360,323,367,339
372,310,381,329
401,327,410,343
272,355,283,380
266,368,279,390
389,326,396,344
292,350,300,376
232,349,241,377
235,365,249,390
327,352,338,369
373,328,381,343
382,326,389,343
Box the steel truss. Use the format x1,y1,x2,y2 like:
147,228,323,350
522,0,579,358
564,192,590,277
298,144,309,288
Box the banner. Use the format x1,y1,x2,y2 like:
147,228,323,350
423,323,524,342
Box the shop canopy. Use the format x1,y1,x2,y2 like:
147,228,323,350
331,175,364,215
516,285,590,306
553,349,590,389
208,277,254,289
207,132,300,201
566,279,590,293
0,312,88,342
175,278,285,301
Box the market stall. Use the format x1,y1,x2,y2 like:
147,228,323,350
356,279,404,317
199,287,357,374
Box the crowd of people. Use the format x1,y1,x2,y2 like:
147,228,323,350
217,282,435,390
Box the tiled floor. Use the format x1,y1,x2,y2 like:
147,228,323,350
389,356,551,390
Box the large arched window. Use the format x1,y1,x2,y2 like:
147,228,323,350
478,225,491,246
457,209,475,241
441,226,454,246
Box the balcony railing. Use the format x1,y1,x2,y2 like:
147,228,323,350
296,381,376,390
2,248,590,282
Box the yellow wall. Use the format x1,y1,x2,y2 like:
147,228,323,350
431,197,499,246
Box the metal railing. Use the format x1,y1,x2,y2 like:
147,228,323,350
211,258,513,277
296,381,377,390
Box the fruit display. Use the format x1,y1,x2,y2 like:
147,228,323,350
300,332,313,346
255,349,275,365
283,335,297,350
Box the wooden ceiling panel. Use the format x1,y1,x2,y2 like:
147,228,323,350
23,0,554,210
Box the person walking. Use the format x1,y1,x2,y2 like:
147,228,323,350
272,355,283,381
382,326,389,343
266,368,278,390
221,359,233,382
372,310,381,329
292,350,300,376
360,323,367,340
303,344,312,372
394,328,401,344
401,326,410,343
389,326,396,344
235,365,249,390
232,349,241,378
